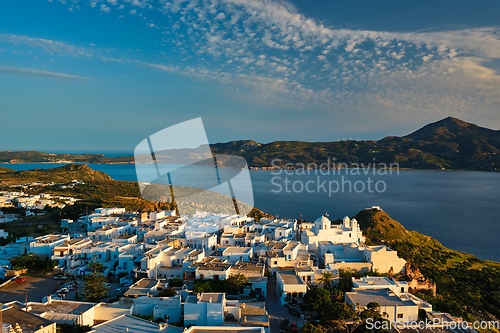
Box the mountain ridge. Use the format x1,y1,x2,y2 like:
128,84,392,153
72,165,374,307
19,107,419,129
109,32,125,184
1,117,499,171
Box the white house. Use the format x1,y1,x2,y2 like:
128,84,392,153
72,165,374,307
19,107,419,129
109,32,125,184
276,270,308,304
29,234,71,257
345,276,433,323
131,296,181,324
184,293,226,326
188,234,217,250
319,242,406,274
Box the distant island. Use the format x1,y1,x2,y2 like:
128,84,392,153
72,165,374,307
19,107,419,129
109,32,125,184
1,117,499,171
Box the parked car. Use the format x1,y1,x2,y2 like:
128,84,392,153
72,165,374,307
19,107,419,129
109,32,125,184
57,288,70,294
54,275,68,280
290,322,299,333
288,306,301,317
14,277,25,282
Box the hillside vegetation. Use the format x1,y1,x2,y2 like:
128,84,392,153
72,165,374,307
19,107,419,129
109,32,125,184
2,117,499,171
211,117,500,171
0,164,113,184
354,208,500,321
0,166,13,173
0,151,133,164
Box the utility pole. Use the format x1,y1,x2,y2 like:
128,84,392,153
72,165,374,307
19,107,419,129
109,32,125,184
25,292,28,312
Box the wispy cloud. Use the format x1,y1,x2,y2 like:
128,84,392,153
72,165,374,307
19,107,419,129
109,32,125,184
20,0,500,118
0,65,95,80
0,33,93,57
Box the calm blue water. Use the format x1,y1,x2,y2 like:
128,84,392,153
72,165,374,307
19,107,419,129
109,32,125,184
3,163,500,262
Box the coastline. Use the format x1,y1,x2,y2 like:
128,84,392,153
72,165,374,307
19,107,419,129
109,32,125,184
0,161,495,172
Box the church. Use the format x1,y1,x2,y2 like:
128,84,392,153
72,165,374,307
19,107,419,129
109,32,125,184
301,215,365,250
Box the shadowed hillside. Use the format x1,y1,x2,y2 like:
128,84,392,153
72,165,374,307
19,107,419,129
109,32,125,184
354,208,500,321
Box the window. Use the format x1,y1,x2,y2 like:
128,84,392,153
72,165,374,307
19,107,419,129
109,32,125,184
397,314,403,319
401,287,405,293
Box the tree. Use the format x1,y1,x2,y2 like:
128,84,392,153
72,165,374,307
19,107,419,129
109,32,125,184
303,288,331,311
193,279,212,294
169,278,184,288
159,287,177,297
225,273,249,295
301,322,323,333
318,271,335,291
322,302,353,321
81,254,110,302
11,253,56,273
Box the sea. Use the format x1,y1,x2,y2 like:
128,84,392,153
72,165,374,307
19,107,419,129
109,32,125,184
2,162,500,262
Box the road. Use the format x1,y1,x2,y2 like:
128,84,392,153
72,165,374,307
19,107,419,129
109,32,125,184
266,276,304,333
63,276,121,302
0,276,60,303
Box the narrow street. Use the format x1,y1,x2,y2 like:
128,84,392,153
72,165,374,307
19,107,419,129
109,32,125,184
265,276,304,333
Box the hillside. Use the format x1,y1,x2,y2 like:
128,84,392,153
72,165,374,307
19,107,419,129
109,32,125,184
1,117,499,171
0,164,269,238
354,208,500,321
0,151,134,164
0,164,113,184
210,117,500,171
0,166,13,173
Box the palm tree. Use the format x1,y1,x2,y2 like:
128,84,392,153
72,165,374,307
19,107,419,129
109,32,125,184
318,271,335,291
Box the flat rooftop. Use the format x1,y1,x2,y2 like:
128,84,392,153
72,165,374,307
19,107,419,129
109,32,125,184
2,307,54,333
29,300,95,315
133,278,158,289
278,271,305,285
115,234,136,239
241,302,266,316
200,293,224,303
346,289,416,307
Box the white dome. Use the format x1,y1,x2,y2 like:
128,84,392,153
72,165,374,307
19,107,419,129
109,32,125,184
315,216,330,223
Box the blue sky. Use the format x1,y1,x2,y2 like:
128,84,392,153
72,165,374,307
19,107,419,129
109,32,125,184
0,0,499,154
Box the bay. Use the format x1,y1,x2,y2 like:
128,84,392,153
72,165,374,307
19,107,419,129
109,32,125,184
2,163,500,262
